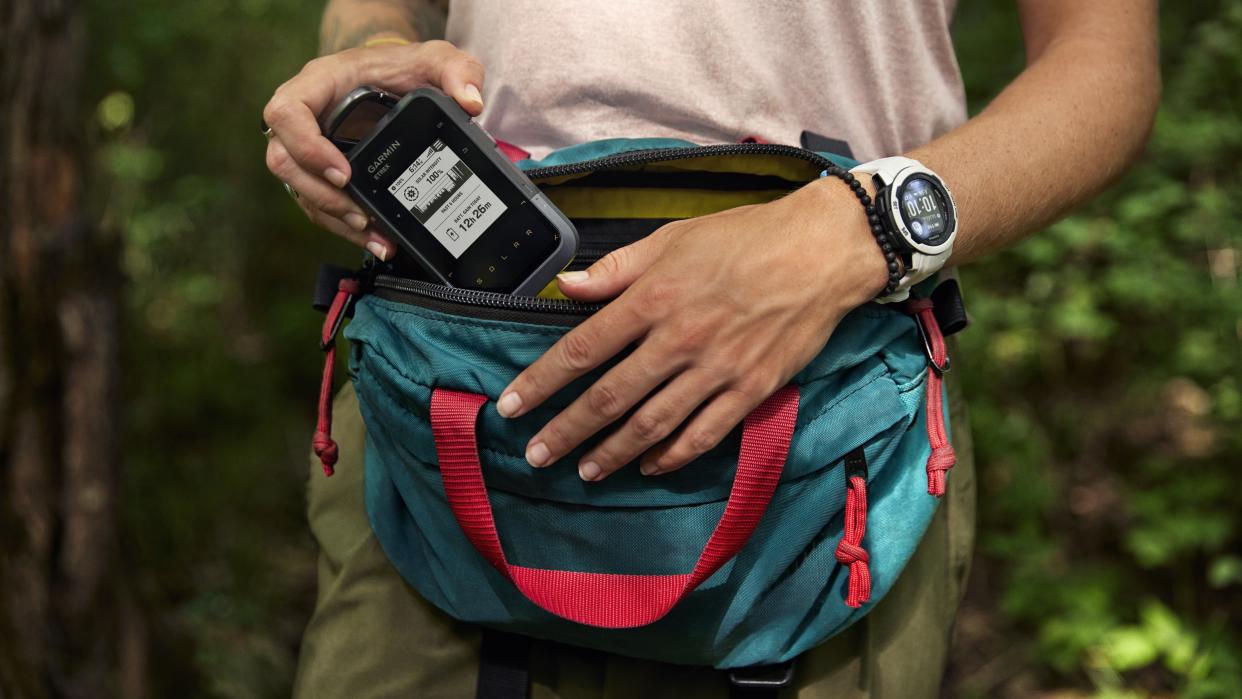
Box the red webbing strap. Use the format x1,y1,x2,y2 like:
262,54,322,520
834,475,871,608
906,298,956,496
312,279,361,476
495,139,531,163
430,384,800,629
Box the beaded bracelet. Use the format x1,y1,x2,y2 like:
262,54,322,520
820,166,902,296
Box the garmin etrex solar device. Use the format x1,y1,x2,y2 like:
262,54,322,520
322,87,577,295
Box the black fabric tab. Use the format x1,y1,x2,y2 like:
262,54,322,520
312,264,356,315
844,447,868,481
799,130,854,160
476,629,530,699
930,278,969,337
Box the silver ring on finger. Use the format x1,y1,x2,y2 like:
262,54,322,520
283,181,299,200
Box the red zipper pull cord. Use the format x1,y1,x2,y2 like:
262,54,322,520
313,278,361,477
904,297,956,497
834,474,871,608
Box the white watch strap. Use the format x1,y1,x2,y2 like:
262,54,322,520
851,156,917,183
875,248,952,303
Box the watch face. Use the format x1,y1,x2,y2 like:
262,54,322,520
897,176,953,246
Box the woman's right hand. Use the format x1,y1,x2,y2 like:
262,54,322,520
262,40,485,260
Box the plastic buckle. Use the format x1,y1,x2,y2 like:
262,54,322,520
913,313,951,375
728,661,795,691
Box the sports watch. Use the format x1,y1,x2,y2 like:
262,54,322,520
851,157,958,303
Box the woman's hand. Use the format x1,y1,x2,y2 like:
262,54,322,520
262,41,485,259
496,178,891,481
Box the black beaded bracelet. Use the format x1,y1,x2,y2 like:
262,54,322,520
821,165,902,296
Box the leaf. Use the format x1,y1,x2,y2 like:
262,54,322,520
1099,627,1160,671
1208,554,1242,588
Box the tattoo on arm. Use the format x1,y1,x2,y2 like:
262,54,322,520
319,0,447,54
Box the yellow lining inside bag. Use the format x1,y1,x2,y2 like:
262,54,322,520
529,151,824,299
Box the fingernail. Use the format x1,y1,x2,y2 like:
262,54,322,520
579,461,601,481
365,241,389,261
324,167,349,187
557,270,589,284
526,441,550,468
496,391,522,417
462,84,483,106
640,463,659,476
345,212,368,231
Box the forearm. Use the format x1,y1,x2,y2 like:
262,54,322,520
908,0,1160,266
319,0,446,54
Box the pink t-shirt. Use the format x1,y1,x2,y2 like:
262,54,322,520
446,1,967,161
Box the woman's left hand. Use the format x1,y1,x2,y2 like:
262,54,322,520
496,177,890,481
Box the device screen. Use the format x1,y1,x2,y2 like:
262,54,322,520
349,97,560,291
386,139,508,258
898,176,951,246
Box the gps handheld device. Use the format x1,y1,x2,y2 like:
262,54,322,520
322,87,577,295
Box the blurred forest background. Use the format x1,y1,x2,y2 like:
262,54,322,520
1,1,1239,697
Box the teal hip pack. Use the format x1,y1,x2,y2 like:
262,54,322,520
310,139,964,669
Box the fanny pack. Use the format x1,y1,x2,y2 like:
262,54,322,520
309,139,967,671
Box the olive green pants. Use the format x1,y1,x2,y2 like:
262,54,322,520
294,358,974,699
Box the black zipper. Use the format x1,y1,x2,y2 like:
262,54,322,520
373,143,836,322
567,246,619,269
373,274,601,322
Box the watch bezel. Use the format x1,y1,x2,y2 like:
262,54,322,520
885,165,957,256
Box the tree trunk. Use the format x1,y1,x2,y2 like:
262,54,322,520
1,1,137,696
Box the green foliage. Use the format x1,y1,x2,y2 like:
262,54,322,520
953,1,1242,696
84,0,1242,696
86,0,361,695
